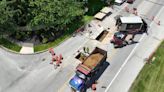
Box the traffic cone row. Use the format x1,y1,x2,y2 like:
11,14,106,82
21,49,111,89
48,48,63,68
124,7,161,26
149,16,161,26
124,6,138,16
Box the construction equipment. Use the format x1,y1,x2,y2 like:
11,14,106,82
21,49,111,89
111,16,148,48
110,32,129,48
69,47,107,92
116,16,147,33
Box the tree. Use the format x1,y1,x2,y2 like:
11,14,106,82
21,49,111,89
29,0,84,31
0,0,15,37
0,0,84,42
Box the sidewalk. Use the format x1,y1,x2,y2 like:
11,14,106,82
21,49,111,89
20,43,34,54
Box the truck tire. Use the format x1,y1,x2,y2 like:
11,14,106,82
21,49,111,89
110,40,114,43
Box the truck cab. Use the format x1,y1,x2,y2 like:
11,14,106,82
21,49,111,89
69,75,84,91
69,71,86,92
69,47,107,91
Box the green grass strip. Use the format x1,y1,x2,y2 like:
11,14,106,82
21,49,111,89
0,38,21,52
129,41,164,92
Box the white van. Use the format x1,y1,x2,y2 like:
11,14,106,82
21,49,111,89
115,0,126,5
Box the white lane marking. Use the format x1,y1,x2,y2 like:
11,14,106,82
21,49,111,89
104,33,146,92
105,6,164,92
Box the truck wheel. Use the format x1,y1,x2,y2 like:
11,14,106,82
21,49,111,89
114,46,119,48
123,41,128,46
110,40,114,43
80,87,86,92
87,77,91,81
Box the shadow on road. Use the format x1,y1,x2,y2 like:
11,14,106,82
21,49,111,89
84,61,110,91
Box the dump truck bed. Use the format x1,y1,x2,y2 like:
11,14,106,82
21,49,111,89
83,53,104,69
76,47,107,75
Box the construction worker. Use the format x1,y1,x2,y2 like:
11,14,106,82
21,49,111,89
86,47,89,54
130,33,136,43
83,47,86,53
142,19,148,34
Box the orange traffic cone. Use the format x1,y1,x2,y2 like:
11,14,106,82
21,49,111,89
125,7,129,12
59,54,63,60
50,61,53,64
50,57,55,64
92,83,96,91
157,21,160,25
56,60,60,66
49,48,55,56
134,11,138,16
58,56,62,64
151,16,155,21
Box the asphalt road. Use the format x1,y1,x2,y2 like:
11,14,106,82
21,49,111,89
0,0,164,92
99,0,164,92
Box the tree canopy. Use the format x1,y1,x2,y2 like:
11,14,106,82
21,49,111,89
0,0,15,36
29,0,84,29
0,0,84,32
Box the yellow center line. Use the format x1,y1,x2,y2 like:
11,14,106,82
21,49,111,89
57,69,74,92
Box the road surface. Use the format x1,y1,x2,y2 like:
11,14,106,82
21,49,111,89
0,0,164,92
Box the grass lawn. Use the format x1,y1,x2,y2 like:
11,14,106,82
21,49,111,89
83,15,93,23
0,38,21,52
129,41,164,92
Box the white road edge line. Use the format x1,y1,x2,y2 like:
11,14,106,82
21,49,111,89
104,33,146,92
105,6,164,92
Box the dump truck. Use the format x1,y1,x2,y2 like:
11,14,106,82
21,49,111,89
69,47,107,91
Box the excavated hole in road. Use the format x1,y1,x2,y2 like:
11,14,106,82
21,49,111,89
75,52,87,62
96,30,109,42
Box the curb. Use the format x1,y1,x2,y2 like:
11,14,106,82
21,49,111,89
0,35,72,55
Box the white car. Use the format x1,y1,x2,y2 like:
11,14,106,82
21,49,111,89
115,0,126,5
